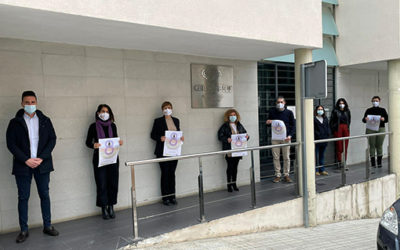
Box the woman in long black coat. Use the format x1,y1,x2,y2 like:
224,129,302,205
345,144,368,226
86,104,123,220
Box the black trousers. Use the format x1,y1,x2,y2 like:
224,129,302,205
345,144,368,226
93,163,119,207
159,160,178,201
15,169,51,232
225,156,241,186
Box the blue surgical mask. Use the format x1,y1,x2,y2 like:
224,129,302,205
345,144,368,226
229,115,237,123
317,110,324,116
24,105,36,115
372,101,379,107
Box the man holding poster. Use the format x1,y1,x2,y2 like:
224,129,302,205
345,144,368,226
266,96,295,183
362,96,388,168
151,101,184,206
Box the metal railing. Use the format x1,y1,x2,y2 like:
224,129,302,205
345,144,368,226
125,141,300,242
314,131,392,186
125,131,391,242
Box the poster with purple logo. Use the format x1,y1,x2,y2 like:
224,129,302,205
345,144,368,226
163,131,183,157
98,137,120,167
271,120,286,141
366,115,381,131
231,133,248,157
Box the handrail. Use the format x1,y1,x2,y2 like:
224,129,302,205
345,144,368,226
125,142,300,166
314,132,391,144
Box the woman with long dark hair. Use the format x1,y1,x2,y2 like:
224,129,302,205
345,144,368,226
330,98,351,167
86,104,123,219
314,105,329,175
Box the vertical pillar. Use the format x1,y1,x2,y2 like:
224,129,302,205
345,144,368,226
295,49,316,226
388,60,400,197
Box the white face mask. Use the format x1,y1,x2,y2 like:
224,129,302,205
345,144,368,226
339,104,345,109
372,101,379,107
163,108,172,116
98,112,110,121
276,103,285,109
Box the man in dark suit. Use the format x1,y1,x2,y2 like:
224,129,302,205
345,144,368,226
150,101,183,206
6,91,59,243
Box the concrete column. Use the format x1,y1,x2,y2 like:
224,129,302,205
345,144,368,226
295,49,316,226
388,60,400,198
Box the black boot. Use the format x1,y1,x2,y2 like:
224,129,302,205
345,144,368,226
108,205,115,219
101,206,110,220
370,157,376,168
232,183,239,191
227,184,233,192
377,156,383,168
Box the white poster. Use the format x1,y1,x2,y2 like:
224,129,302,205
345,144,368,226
366,115,381,131
98,137,120,167
271,120,287,141
163,131,183,157
231,133,248,157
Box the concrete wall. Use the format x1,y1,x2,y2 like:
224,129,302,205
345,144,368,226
336,0,400,66
336,67,389,165
131,174,396,247
0,0,322,48
0,38,260,233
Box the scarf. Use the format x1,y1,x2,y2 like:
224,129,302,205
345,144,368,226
96,119,113,139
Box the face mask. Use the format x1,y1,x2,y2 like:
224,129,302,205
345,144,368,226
24,105,36,115
163,108,172,116
229,115,237,123
317,110,324,116
98,112,110,121
372,101,379,107
276,103,285,109
339,104,345,109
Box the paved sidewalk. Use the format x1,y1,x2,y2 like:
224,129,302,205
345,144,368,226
133,219,380,250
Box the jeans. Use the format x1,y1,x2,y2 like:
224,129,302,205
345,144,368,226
315,143,327,172
15,169,51,232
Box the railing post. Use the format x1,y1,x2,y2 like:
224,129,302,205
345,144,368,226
198,157,206,223
341,139,346,186
387,134,391,175
294,145,300,196
130,165,140,242
366,143,370,180
250,150,256,209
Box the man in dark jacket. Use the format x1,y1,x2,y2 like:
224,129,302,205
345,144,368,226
266,96,296,183
6,91,59,243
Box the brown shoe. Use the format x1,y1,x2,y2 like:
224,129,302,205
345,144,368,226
284,176,293,183
316,172,320,176
272,177,281,183
321,171,329,176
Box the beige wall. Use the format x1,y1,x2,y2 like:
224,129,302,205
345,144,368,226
0,0,322,48
336,67,389,164
0,38,260,232
336,0,400,66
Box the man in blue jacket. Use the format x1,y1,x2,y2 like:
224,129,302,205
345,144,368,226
6,91,59,243
266,96,296,183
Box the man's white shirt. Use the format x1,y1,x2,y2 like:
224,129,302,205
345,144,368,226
23,113,39,158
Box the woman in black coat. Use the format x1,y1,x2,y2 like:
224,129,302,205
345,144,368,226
329,98,351,166
314,105,329,176
217,109,249,192
86,104,123,220
150,101,184,206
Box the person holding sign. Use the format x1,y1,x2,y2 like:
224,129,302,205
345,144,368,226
266,96,295,183
330,98,351,168
362,96,388,168
218,109,249,192
86,104,123,220
151,101,184,206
